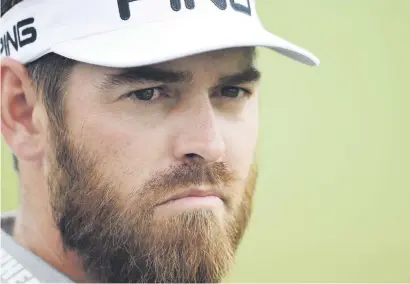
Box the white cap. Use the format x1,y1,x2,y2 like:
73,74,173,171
0,0,320,67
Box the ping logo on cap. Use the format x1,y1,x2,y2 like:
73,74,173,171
118,0,252,21
0,18,37,56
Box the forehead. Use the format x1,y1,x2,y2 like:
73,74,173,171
73,47,256,79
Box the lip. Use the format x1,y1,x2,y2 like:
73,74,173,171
157,189,223,206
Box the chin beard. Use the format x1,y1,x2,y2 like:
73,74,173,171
47,131,257,283
58,209,238,283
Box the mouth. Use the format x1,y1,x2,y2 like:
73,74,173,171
157,189,224,208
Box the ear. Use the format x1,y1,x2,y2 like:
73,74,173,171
1,57,46,162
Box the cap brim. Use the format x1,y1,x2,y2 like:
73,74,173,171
51,16,319,68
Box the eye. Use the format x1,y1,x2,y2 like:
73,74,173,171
219,86,250,98
125,87,163,102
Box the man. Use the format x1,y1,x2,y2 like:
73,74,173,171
0,0,319,282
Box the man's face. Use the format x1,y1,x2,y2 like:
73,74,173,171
46,48,260,283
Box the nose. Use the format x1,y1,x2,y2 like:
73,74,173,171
172,98,226,164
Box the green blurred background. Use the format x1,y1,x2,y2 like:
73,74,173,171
2,0,410,282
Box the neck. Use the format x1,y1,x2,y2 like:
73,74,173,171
12,167,88,282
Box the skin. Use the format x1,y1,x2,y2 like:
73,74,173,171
1,47,260,282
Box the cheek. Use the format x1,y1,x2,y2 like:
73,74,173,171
64,103,167,193
224,98,259,179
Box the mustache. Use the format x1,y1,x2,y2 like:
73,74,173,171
140,162,236,201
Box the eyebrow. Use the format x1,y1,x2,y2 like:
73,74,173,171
99,66,261,91
218,67,261,86
100,66,190,90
